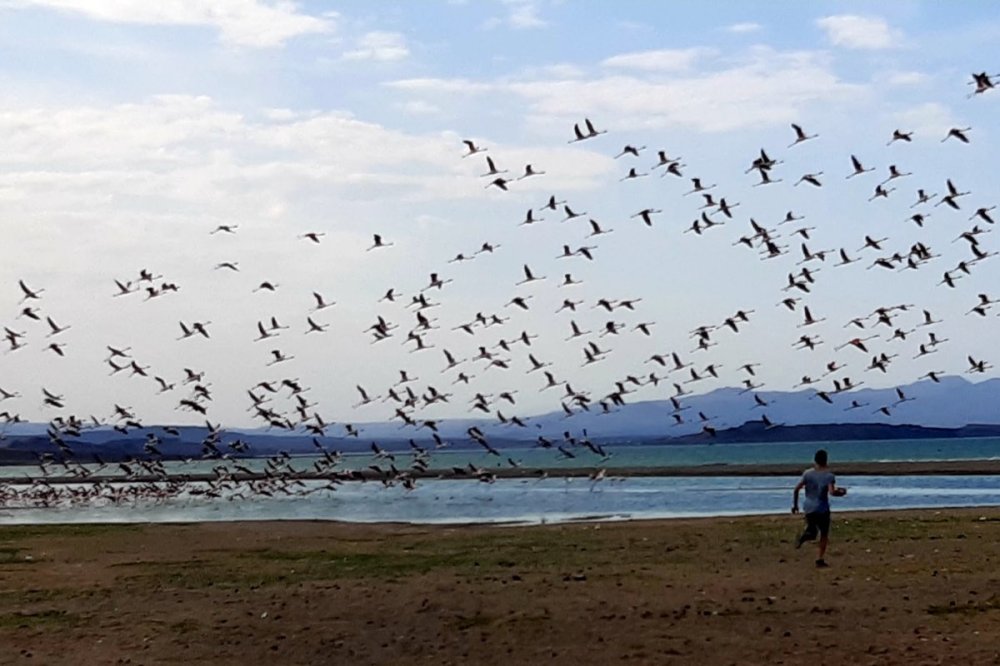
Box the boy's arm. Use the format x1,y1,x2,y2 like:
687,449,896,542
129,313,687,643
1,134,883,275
792,478,805,513
829,475,847,497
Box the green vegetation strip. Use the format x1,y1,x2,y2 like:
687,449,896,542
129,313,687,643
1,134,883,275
0,610,78,629
0,524,140,541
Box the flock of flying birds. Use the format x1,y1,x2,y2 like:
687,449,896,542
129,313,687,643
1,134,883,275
1,71,1000,508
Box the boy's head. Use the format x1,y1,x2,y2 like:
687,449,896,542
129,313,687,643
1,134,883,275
814,449,828,466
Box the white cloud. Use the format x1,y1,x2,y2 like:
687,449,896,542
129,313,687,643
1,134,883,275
391,48,865,133
389,77,496,94
0,97,419,220
342,31,410,62
0,94,612,214
508,2,545,29
816,14,899,50
537,63,586,79
5,0,331,47
891,101,959,137
600,48,712,72
483,0,546,30
884,70,928,86
262,107,303,121
398,100,441,115
725,22,761,34
615,19,651,33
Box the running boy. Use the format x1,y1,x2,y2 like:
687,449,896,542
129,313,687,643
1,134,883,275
792,449,847,568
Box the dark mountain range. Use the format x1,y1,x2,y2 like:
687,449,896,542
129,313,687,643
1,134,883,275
1,376,998,464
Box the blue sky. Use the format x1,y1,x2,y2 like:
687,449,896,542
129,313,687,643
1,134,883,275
1,0,999,431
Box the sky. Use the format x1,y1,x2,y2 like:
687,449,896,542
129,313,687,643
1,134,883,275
1,0,999,432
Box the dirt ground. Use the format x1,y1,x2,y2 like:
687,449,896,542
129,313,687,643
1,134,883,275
0,509,998,665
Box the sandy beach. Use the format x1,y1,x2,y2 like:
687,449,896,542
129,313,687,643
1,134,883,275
0,509,998,665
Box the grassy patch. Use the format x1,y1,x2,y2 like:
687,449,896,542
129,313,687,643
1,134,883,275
0,588,73,606
0,547,28,564
168,618,202,633
0,609,78,629
110,558,210,569
728,524,794,549
119,534,609,589
927,596,1000,616
834,515,971,542
454,612,496,631
0,524,140,542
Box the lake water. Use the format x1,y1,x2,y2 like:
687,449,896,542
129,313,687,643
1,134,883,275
3,436,999,480
3,438,999,525
2,475,999,526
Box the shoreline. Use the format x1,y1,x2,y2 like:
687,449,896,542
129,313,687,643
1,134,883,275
3,504,997,527
3,458,1000,485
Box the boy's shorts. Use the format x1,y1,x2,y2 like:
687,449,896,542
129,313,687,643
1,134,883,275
803,511,831,539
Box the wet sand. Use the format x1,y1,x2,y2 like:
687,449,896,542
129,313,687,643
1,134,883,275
1,508,998,665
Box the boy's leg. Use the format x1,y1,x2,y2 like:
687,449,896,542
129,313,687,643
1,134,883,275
797,514,819,547
815,513,831,565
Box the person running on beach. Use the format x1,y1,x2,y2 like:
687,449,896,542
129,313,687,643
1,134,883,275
792,448,847,568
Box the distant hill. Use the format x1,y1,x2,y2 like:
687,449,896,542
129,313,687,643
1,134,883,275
660,421,1000,444
2,375,999,463
518,375,1000,439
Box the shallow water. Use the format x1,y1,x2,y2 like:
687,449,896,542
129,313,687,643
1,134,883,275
2,475,999,526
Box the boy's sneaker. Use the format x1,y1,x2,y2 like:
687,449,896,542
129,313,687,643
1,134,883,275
815,559,830,568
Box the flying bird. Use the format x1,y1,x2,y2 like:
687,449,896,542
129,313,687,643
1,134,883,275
942,127,972,143
788,123,818,147
462,139,487,157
